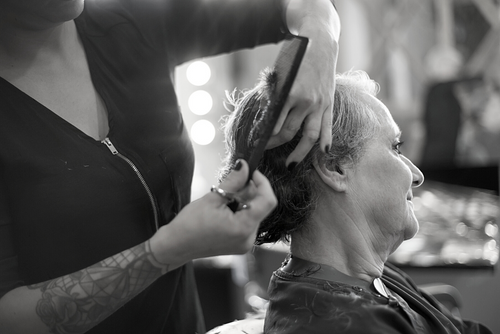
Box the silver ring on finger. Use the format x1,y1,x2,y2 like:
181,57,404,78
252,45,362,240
210,185,250,212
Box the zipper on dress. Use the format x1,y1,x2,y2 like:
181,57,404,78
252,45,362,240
101,137,159,231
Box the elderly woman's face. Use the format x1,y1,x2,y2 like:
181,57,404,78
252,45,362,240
348,95,424,250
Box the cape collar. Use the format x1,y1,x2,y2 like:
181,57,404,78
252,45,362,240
281,254,389,297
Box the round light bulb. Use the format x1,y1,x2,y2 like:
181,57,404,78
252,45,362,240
186,61,211,86
188,90,213,115
190,120,216,145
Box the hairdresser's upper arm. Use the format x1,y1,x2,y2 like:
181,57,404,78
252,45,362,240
160,0,286,65
97,0,286,66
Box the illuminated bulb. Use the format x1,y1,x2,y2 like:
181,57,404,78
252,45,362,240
485,222,498,237
186,61,211,86
190,120,216,145
188,90,213,115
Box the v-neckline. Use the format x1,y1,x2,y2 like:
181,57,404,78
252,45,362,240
0,76,109,145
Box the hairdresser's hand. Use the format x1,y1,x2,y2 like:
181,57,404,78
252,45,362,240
149,160,276,268
268,0,340,168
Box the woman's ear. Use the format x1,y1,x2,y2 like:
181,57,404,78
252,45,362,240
312,158,347,192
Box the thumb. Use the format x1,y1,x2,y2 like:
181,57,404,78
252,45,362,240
219,159,250,193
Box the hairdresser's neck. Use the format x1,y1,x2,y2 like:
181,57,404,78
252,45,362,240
290,208,387,283
0,19,79,74
0,3,84,64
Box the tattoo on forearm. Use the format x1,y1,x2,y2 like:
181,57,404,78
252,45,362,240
28,241,169,334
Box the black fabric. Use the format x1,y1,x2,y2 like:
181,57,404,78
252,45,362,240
0,0,285,332
264,255,491,334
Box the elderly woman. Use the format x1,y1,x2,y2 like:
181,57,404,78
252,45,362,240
218,70,491,334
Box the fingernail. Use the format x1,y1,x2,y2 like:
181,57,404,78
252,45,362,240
234,160,242,171
325,145,330,153
287,162,297,172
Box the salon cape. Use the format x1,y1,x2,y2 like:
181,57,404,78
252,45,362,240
264,255,492,334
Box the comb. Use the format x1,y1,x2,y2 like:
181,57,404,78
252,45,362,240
241,34,309,183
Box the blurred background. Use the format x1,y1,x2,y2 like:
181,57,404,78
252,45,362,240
174,0,500,331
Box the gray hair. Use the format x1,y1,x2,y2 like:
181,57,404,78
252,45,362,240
220,70,381,244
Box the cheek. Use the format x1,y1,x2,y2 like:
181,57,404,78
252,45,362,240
385,158,414,192
370,162,409,195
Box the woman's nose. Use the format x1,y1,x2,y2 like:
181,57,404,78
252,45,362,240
403,156,424,187
412,167,424,187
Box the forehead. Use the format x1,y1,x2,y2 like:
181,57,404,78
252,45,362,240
364,94,400,138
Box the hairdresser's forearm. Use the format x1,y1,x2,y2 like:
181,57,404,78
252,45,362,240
0,240,170,334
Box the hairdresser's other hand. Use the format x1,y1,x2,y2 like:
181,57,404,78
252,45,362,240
149,160,276,268
268,0,340,168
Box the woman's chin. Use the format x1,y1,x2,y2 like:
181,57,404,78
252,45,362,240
404,218,420,240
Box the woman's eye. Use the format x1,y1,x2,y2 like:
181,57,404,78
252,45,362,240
393,141,404,154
